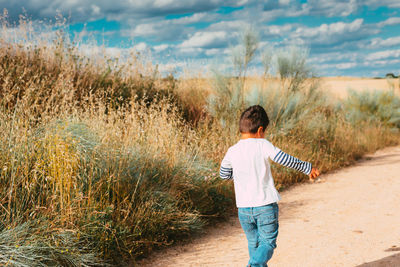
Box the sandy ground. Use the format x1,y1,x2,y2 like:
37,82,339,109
138,146,400,267
320,77,398,98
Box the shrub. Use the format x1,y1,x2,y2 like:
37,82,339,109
343,89,400,129
0,99,235,265
385,73,397,79
0,221,107,266
276,46,313,92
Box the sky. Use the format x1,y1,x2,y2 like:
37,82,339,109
2,0,400,77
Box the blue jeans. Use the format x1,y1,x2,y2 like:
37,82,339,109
238,203,279,267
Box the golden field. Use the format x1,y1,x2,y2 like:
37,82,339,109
0,22,399,266
319,77,399,98
179,76,400,101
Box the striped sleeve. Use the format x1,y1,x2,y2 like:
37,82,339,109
219,151,233,180
272,150,312,175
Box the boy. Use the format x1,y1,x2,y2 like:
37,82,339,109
220,105,320,267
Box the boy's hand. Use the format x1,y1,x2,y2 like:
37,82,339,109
308,168,320,182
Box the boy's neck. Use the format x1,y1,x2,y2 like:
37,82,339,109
241,127,266,139
241,132,265,139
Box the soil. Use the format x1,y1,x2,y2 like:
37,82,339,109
138,146,400,267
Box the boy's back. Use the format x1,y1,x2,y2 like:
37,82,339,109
222,138,281,208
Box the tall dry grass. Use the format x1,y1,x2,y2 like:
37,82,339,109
0,16,234,265
0,15,399,266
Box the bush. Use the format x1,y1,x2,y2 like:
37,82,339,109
343,89,400,129
0,221,107,266
385,73,398,79
0,98,235,265
276,46,313,92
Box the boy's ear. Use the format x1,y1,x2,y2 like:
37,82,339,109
257,126,265,135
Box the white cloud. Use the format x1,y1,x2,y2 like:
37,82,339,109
153,44,169,52
368,36,400,48
301,0,359,17
126,21,193,42
133,42,148,51
91,4,101,16
125,12,217,42
77,45,130,58
366,49,400,61
180,31,228,48
293,19,363,39
301,0,400,17
178,47,204,54
309,51,358,64
170,12,210,24
1,0,241,22
3,0,400,27
264,24,293,36
131,24,157,36
157,59,210,75
207,20,248,31
205,48,223,56
153,0,175,8
365,0,400,8
377,17,400,27
288,19,378,49
279,0,291,5
336,62,357,69
364,58,400,66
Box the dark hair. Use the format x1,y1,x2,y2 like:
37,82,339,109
239,105,269,133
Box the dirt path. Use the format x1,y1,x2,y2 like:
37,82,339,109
139,146,400,267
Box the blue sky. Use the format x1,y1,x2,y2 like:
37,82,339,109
2,0,400,77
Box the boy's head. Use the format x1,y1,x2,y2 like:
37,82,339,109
239,105,269,134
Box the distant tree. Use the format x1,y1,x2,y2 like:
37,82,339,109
385,73,398,78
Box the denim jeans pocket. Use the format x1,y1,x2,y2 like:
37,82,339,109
257,209,279,248
258,213,278,234
238,213,252,226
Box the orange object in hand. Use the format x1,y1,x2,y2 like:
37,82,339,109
309,168,320,181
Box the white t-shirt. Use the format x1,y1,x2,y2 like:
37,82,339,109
220,138,311,208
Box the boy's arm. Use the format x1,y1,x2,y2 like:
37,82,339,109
272,150,312,176
219,152,233,180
